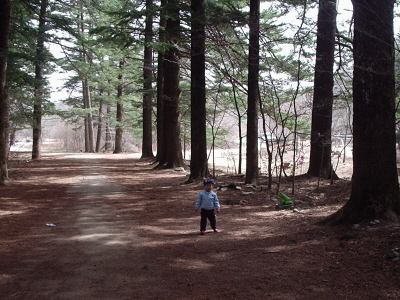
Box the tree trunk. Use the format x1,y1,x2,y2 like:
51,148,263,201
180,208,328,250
32,0,48,160
0,0,11,185
156,0,166,163
245,0,260,185
321,0,400,225
232,85,243,175
260,103,274,189
188,0,208,182
157,0,184,168
95,96,103,153
83,78,94,152
79,6,94,153
32,100,42,159
307,0,337,179
114,61,124,154
113,102,123,153
104,105,112,152
141,0,155,159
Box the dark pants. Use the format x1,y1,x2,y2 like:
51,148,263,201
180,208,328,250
200,209,217,231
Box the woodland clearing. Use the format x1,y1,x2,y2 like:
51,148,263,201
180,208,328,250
1,153,400,299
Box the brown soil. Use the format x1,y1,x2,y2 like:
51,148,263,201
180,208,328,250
1,153,400,300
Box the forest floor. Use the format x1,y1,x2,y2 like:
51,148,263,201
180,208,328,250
1,152,400,299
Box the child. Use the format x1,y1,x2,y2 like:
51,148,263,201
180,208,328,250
195,179,221,235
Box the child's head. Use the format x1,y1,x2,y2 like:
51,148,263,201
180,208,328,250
203,179,215,191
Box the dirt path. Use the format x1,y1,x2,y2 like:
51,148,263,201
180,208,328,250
50,162,149,299
1,153,400,299
2,155,163,299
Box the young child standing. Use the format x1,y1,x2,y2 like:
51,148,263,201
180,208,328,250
195,179,221,235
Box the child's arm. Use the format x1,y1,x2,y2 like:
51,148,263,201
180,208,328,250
214,193,221,213
195,192,202,211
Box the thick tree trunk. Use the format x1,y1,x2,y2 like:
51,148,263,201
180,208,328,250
141,0,154,159
32,0,48,160
188,0,208,182
157,0,184,168
113,60,125,154
307,0,337,179
0,0,11,185
114,65,124,154
32,101,42,159
156,0,166,163
322,0,400,225
245,0,260,185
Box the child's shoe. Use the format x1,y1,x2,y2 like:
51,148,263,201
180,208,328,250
200,231,205,235
213,229,219,233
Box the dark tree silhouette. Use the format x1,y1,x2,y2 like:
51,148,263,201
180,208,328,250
188,0,209,182
307,0,337,179
245,0,260,185
155,0,166,163
157,0,184,168
322,0,400,225
113,61,124,154
0,0,11,185
32,0,48,160
141,0,155,159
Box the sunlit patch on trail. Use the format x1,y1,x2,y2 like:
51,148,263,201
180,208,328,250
173,258,214,270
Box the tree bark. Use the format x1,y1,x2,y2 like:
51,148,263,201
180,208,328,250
307,0,337,179
104,105,112,152
95,96,103,153
114,61,125,154
155,0,166,163
157,0,184,168
188,0,209,182
141,0,155,159
232,86,243,175
79,6,94,153
113,101,124,153
32,0,48,160
245,0,260,185
83,78,94,152
0,0,11,185
321,0,400,225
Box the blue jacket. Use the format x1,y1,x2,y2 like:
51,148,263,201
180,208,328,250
195,190,220,210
